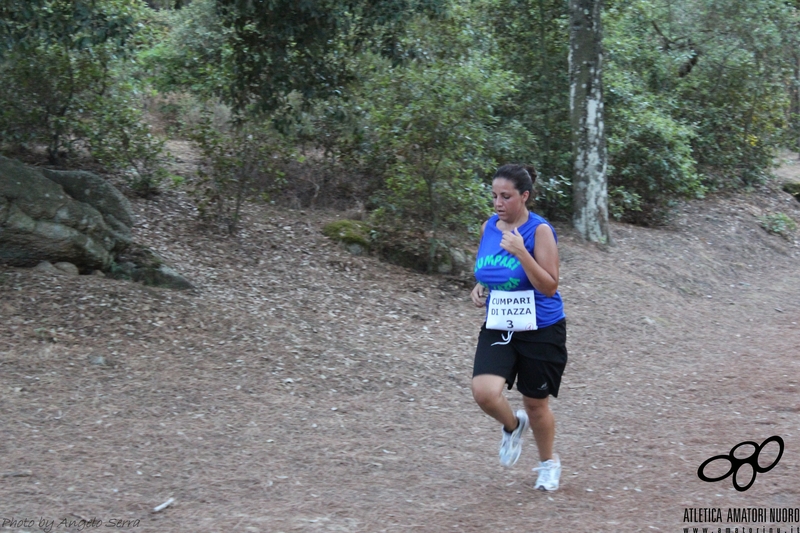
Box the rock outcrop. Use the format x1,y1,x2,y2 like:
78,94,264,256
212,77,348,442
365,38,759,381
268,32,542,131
41,168,134,246
0,156,132,270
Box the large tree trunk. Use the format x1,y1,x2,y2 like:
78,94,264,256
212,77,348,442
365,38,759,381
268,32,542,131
569,0,610,243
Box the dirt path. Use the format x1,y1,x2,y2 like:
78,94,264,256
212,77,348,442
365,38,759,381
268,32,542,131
1,156,800,533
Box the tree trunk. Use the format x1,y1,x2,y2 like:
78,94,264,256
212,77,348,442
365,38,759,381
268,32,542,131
426,173,438,274
569,0,610,243
792,51,800,158
538,0,552,175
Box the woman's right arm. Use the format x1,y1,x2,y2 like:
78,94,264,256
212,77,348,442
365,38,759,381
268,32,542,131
470,220,489,307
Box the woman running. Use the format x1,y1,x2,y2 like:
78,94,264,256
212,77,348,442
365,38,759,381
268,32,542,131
471,164,567,491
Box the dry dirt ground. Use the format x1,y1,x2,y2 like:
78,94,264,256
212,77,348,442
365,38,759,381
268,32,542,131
2,149,800,533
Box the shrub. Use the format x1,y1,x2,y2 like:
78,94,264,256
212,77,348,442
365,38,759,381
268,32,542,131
605,70,705,224
535,174,573,221
357,52,519,270
139,0,234,100
189,111,290,234
86,84,167,197
608,186,643,221
758,212,797,240
0,0,167,195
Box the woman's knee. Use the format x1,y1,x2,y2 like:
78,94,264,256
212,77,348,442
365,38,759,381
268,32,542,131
523,396,551,418
471,375,505,406
471,384,497,407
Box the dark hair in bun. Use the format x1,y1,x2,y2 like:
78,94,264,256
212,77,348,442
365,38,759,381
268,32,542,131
493,164,538,198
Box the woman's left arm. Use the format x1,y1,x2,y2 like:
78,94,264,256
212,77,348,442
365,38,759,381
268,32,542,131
499,224,559,297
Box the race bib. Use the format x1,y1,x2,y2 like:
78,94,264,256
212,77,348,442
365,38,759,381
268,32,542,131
486,290,537,331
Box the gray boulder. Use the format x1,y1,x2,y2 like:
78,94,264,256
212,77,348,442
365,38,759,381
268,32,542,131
450,248,473,274
0,156,133,270
32,260,81,276
109,243,194,290
53,261,80,276
33,261,62,275
42,168,133,244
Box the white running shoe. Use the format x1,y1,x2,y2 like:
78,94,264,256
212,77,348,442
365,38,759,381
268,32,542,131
498,409,529,467
533,454,561,491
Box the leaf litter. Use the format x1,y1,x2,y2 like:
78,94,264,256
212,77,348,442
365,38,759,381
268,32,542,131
0,154,799,531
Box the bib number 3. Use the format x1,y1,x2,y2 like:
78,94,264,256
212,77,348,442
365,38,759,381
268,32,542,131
486,290,537,331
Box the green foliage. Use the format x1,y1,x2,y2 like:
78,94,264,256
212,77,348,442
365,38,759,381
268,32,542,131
679,0,798,187
214,0,447,112
605,71,704,223
604,4,702,224
758,212,797,239
678,44,788,188
4,0,799,242
598,0,800,223
0,0,166,187
480,0,573,194
139,0,234,99
189,111,290,234
262,6,534,264
0,0,141,59
535,174,573,221
143,0,189,9
358,49,519,269
86,82,167,196
605,0,798,195
608,186,642,221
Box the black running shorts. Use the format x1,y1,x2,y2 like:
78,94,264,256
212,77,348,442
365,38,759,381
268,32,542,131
472,319,567,398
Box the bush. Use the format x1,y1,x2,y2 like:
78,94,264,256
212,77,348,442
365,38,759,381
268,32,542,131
535,174,573,221
139,0,234,100
758,212,797,240
607,105,704,224
189,111,290,234
602,0,795,222
481,0,573,192
0,0,167,190
355,51,521,270
608,186,643,221
605,69,705,224
86,84,167,196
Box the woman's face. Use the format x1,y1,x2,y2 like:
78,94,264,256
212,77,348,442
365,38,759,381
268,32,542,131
492,178,528,223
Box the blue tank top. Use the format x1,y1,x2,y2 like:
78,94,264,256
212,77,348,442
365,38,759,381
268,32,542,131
474,213,565,328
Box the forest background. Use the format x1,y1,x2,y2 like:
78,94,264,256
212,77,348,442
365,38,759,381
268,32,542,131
2,0,800,266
